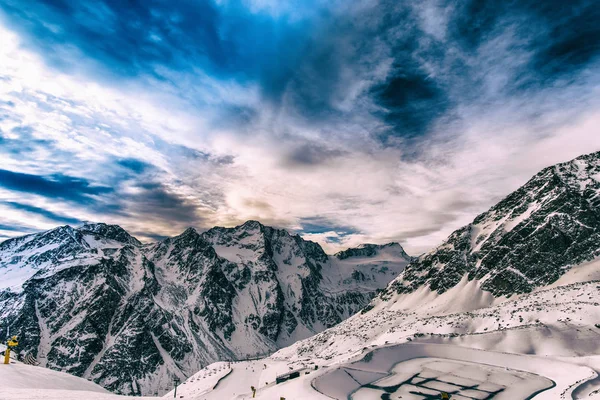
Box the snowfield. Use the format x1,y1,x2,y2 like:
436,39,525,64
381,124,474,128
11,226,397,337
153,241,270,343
147,343,598,399
0,361,157,400
313,343,589,399
1,341,599,399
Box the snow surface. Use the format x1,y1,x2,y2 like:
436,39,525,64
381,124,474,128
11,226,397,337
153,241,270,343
162,343,597,399
0,361,161,400
162,362,231,399
313,343,587,399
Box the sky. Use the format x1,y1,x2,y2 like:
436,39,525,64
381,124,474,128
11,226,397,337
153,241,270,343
0,0,599,254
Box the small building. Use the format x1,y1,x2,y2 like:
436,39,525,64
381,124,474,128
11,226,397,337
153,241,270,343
275,370,301,384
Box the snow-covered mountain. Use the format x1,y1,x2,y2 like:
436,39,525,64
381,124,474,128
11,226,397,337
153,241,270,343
386,150,600,299
206,152,600,399
0,221,410,395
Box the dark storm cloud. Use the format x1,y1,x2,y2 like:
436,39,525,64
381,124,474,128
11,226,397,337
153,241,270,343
0,169,113,203
127,181,202,224
445,0,600,87
3,0,597,143
366,0,600,142
0,162,203,235
371,68,450,141
1,201,83,225
105,156,207,226
526,2,600,83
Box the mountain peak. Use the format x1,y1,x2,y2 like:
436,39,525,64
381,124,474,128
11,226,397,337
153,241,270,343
169,227,206,245
335,242,411,260
240,220,264,230
180,226,200,236
78,222,141,246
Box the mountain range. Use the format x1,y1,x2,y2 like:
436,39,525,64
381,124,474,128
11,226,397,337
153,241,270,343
0,220,411,395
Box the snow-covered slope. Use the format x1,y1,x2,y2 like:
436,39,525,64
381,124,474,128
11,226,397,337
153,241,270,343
0,221,410,396
177,272,600,398
329,243,414,292
0,360,160,400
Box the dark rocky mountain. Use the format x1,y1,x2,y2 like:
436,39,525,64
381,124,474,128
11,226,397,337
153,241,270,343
335,242,412,260
384,151,600,299
0,221,411,395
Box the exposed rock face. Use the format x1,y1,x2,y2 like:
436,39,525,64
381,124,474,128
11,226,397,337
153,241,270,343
386,151,600,298
335,243,411,261
0,221,410,395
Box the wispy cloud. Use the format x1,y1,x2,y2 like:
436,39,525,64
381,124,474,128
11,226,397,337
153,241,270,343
0,0,599,253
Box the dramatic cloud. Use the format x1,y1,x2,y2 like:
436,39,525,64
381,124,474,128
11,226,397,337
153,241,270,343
0,169,113,202
0,0,599,253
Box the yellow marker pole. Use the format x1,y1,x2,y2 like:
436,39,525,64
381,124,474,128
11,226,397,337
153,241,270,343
4,336,18,364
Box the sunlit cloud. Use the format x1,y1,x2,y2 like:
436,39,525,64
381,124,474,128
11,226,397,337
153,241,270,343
0,0,599,254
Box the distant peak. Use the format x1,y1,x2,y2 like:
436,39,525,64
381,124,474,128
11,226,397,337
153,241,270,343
80,222,108,230
240,220,263,229
52,224,75,232
335,242,410,260
44,225,78,238
78,222,141,246
173,227,209,244
181,227,199,236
